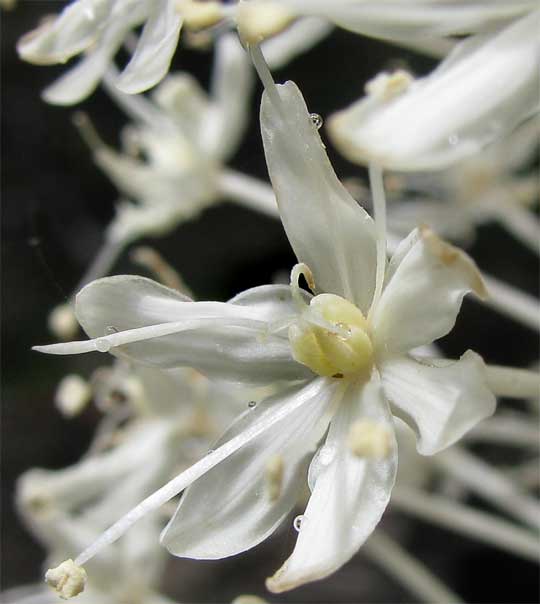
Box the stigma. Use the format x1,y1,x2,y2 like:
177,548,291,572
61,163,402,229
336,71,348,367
289,293,374,379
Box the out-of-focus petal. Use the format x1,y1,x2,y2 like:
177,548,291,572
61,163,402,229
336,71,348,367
380,351,496,455
63,276,309,384
116,0,182,94
328,11,540,171
260,80,377,312
266,379,397,592
17,0,114,64
277,0,537,40
162,377,336,558
372,228,486,356
42,17,138,105
199,34,254,162
261,16,333,70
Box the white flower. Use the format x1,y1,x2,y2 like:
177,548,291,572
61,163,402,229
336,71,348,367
34,69,495,593
328,10,540,171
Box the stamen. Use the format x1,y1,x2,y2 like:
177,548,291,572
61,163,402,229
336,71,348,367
55,374,92,418
130,246,191,295
45,560,87,600
72,111,105,152
48,303,79,341
290,262,315,309
368,163,388,319
248,43,282,108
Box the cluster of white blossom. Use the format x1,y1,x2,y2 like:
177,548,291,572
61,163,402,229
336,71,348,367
4,1,539,603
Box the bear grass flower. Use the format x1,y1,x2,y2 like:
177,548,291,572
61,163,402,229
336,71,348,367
34,56,496,594
328,10,540,171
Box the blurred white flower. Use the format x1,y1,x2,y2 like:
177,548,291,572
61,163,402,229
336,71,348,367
17,0,332,104
8,363,244,604
61,33,278,292
383,116,540,251
35,72,495,593
18,0,183,101
328,10,540,170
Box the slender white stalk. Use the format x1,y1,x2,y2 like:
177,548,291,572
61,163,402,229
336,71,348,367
217,169,279,218
102,67,167,128
435,447,540,530
392,486,540,562
34,317,265,356
482,273,539,331
368,163,387,318
364,530,464,604
485,364,540,399
505,458,540,490
466,414,539,448
72,387,318,566
492,203,540,255
248,44,282,108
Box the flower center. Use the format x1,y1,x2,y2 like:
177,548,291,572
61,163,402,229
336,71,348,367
289,293,374,379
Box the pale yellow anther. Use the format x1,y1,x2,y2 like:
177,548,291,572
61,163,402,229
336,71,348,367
55,375,92,418
365,70,414,102
236,0,294,45
289,294,374,379
232,596,269,604
265,454,284,501
175,0,224,30
347,420,392,458
45,560,87,600
48,304,79,341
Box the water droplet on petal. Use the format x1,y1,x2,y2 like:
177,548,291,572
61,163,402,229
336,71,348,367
293,515,304,532
95,338,111,353
310,113,323,130
105,326,118,335
248,401,257,409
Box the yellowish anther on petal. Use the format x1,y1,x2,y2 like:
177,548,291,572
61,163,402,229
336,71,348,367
45,560,87,600
365,70,414,102
347,420,392,458
265,454,284,501
236,0,294,45
55,375,92,418
48,304,79,341
420,226,488,300
175,0,224,30
289,294,373,379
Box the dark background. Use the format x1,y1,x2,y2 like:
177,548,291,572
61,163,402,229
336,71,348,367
2,2,539,602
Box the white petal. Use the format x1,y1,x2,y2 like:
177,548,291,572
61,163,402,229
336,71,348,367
161,377,336,558
17,0,113,65
328,11,540,171
279,0,537,40
42,17,137,105
260,80,377,312
266,378,397,592
261,16,333,70
372,227,486,356
380,352,496,455
199,34,254,162
61,276,309,384
116,0,182,94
